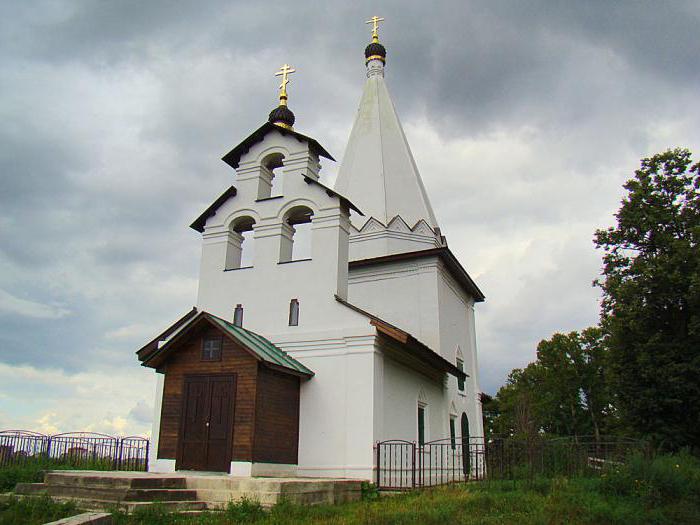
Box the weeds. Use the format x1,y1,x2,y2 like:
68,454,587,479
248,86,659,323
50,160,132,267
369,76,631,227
0,457,116,492
0,495,78,525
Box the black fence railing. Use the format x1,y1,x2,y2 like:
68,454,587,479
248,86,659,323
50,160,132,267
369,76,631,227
0,430,149,471
375,435,647,490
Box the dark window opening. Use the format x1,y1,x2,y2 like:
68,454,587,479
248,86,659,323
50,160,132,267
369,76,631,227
457,359,465,391
229,216,256,269
281,206,314,262
233,304,243,327
450,417,456,450
461,413,471,476
289,299,299,326
202,336,222,361
418,405,425,447
259,153,285,199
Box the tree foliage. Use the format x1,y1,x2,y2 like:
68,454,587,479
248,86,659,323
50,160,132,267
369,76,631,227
594,148,700,450
488,328,617,439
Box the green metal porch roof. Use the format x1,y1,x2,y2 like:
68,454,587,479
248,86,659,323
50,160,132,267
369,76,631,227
137,308,313,379
205,313,314,377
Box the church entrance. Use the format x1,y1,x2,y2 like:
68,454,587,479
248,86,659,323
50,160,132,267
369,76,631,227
177,374,236,472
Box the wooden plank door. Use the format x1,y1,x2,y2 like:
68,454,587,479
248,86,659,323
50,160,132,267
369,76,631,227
178,375,235,472
205,376,236,472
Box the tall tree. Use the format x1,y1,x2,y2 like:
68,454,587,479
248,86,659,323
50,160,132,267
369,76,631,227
490,328,616,439
594,148,700,451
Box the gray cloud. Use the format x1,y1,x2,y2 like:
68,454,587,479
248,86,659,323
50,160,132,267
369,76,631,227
1,1,699,433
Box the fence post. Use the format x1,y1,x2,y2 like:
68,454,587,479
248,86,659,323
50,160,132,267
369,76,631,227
411,441,416,489
145,439,150,472
375,442,380,487
116,438,124,471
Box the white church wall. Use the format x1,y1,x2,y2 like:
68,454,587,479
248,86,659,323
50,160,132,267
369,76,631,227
436,268,485,440
148,373,176,473
347,257,442,350
290,336,377,479
346,257,485,442
380,354,447,443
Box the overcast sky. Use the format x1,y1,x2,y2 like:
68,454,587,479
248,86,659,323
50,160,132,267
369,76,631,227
1,1,698,437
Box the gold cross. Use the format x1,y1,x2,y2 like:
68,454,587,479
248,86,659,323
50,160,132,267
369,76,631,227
275,63,296,93
365,15,384,41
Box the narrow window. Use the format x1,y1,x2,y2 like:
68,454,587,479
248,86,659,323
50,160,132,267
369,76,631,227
417,405,425,447
457,358,465,392
288,299,299,326
450,417,456,450
233,304,243,327
202,336,222,361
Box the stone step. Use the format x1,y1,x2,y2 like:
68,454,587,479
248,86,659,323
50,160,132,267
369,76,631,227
51,496,207,513
44,511,112,525
14,482,48,495
44,472,187,491
129,477,187,489
46,484,197,502
123,488,199,502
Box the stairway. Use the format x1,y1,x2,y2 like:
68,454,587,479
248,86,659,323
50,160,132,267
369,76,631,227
15,471,207,512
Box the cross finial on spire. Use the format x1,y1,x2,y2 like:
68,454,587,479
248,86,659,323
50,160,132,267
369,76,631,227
366,15,384,43
274,63,296,107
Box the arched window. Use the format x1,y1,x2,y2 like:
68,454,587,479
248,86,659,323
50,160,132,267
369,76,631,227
288,299,299,326
225,216,256,270
417,388,428,447
259,153,285,199
233,304,243,327
280,206,313,262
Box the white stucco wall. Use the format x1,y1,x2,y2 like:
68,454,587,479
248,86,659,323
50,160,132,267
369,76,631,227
348,257,442,350
379,353,447,443
347,256,485,442
436,269,485,440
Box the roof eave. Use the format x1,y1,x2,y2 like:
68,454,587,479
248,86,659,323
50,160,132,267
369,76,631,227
349,247,485,302
222,122,335,170
136,307,199,361
190,186,238,233
334,295,467,381
371,319,468,381
303,176,364,216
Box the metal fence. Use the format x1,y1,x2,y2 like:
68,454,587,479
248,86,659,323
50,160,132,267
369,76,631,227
0,430,149,471
375,435,647,490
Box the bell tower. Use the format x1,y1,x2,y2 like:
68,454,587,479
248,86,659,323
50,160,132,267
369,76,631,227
191,65,361,337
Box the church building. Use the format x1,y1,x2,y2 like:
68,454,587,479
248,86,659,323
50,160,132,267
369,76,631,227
137,18,485,480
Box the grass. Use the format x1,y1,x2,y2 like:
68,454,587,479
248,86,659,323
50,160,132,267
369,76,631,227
2,453,699,524
0,457,115,492
0,495,78,525
104,474,699,525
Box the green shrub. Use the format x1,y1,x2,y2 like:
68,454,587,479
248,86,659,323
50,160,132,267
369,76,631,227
223,497,266,522
125,502,174,525
361,481,380,500
0,495,78,525
601,451,700,507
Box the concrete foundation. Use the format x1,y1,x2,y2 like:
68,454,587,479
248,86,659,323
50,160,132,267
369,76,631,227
14,470,363,511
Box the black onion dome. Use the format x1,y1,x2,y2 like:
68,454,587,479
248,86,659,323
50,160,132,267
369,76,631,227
364,41,386,62
268,104,295,128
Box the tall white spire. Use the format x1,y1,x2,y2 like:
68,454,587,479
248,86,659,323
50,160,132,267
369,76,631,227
334,19,442,259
